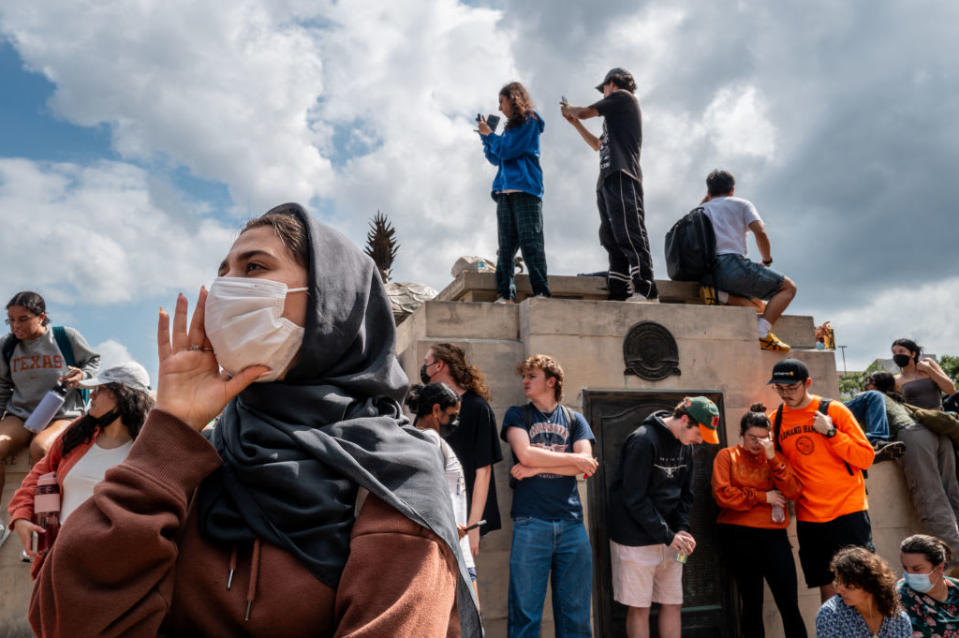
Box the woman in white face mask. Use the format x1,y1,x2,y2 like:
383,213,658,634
27,204,482,638
899,534,959,637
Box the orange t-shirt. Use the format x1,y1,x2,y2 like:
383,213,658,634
770,396,874,523
712,445,802,529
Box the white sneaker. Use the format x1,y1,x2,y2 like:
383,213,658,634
625,294,659,303
0,522,11,550
493,297,514,304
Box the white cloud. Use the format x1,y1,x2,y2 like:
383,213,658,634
703,85,776,161
0,158,235,304
93,339,134,371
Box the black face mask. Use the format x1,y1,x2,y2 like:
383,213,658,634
893,354,913,368
420,364,432,385
92,408,120,427
439,414,460,439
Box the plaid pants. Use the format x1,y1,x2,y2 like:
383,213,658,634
496,192,550,300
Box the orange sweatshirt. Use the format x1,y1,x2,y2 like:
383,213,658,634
769,396,874,523
712,445,802,529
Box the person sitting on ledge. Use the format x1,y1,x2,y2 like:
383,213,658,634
698,169,797,352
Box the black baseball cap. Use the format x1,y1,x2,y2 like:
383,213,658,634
767,358,810,384
596,67,633,92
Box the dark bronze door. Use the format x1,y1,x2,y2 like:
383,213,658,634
583,389,736,637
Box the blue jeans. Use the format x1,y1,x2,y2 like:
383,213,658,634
508,516,592,638
844,390,889,442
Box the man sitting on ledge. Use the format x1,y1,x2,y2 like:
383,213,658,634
699,169,797,352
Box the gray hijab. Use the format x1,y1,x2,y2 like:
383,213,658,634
196,203,481,635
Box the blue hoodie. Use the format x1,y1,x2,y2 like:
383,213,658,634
481,111,544,200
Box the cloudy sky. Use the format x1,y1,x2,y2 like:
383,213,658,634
1,0,956,379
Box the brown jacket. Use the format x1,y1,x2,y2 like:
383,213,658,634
29,410,459,637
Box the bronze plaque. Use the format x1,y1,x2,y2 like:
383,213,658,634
623,321,681,380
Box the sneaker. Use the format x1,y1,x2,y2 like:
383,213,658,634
493,297,514,305
759,332,791,352
872,440,905,463
625,294,659,303
0,522,10,550
700,285,720,305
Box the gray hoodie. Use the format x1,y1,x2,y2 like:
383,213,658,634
0,326,100,420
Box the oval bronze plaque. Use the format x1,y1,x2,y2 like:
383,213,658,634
623,321,681,380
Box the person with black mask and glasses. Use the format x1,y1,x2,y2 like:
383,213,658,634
405,382,478,601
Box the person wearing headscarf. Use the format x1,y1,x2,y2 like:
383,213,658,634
28,204,481,637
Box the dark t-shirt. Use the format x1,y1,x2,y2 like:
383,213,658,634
590,90,643,185
500,403,596,521
442,391,503,534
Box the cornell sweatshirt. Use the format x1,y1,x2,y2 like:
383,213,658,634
0,327,100,420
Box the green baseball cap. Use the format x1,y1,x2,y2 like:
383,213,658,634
681,396,720,444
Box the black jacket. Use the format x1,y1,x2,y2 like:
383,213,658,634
607,411,694,546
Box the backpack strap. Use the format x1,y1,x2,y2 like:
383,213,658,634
2,334,19,369
52,326,90,404
52,326,76,367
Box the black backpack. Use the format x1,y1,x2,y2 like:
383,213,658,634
664,206,717,281
774,398,867,480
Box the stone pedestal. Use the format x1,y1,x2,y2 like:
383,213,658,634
396,273,920,638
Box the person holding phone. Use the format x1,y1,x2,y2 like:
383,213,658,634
712,403,806,638
477,81,550,304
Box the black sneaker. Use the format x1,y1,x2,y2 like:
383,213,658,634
873,440,905,463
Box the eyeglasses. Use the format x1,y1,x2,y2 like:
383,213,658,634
773,382,803,393
744,433,769,444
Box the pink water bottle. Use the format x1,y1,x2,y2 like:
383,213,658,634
33,472,60,556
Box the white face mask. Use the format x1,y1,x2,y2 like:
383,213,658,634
204,277,309,383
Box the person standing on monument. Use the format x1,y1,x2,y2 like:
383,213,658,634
501,354,597,638
697,170,796,352
767,358,875,603
606,396,720,638
421,343,503,557
478,81,550,303
561,67,656,301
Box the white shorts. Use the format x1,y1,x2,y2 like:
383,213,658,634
610,541,684,607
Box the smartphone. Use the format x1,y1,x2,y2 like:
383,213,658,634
463,519,487,532
560,95,569,106
485,115,500,132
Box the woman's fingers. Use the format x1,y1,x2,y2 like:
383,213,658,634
187,287,208,347
157,307,172,360
171,294,191,352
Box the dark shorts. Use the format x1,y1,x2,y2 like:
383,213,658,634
705,253,785,300
796,510,874,588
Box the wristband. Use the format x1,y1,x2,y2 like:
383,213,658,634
762,257,773,266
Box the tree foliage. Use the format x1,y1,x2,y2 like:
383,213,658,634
365,211,399,283
940,355,959,383
838,360,887,400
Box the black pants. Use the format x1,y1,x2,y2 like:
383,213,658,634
597,172,656,299
718,524,808,638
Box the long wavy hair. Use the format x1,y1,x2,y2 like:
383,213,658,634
429,343,491,401
830,546,901,618
499,82,536,130
60,383,154,457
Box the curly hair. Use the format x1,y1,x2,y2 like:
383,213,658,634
429,343,491,401
6,291,49,326
61,383,155,457
830,547,901,618
499,82,536,130
516,354,564,402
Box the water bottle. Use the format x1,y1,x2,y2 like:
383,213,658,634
771,504,786,523
24,382,68,433
33,472,60,556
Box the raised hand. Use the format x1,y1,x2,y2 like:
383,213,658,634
155,289,269,431
758,436,776,460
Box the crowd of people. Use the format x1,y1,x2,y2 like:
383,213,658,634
0,66,957,638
